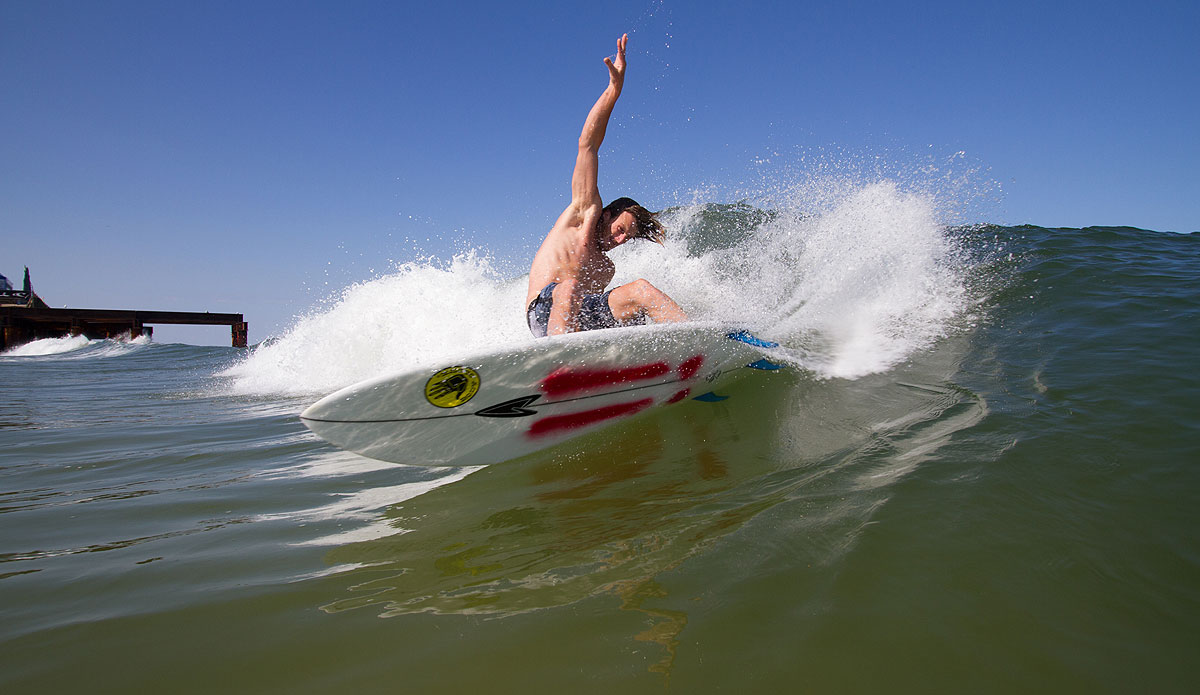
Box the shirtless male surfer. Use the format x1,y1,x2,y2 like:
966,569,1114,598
526,33,688,338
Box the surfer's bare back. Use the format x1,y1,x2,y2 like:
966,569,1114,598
526,33,688,338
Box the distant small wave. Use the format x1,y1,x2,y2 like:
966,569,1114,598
4,335,93,357
2,334,152,358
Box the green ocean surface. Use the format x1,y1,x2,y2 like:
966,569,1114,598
2,224,1198,693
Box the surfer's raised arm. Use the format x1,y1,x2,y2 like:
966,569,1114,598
525,32,687,338
570,33,627,213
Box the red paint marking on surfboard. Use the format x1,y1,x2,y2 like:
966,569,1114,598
526,398,654,438
540,363,670,397
677,355,705,380
666,389,690,404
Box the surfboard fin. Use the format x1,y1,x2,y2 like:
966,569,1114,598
726,330,780,348
693,391,729,402
746,359,784,371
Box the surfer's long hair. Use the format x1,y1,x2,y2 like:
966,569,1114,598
603,197,666,245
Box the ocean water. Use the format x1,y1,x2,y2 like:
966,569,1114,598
2,183,1198,693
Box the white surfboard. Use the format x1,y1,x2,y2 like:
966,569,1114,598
299,322,787,466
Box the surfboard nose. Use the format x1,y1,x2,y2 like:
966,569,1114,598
299,389,341,423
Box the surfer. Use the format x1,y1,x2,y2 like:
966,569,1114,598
526,33,688,338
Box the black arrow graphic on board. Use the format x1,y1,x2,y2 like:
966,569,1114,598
474,394,542,418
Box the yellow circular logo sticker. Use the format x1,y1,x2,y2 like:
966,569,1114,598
424,366,481,408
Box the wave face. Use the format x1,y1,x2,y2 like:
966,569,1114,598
2,218,1198,692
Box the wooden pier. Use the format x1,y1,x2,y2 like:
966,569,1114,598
1,305,248,351
0,268,248,351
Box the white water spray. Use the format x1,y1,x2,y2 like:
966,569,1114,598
223,179,970,394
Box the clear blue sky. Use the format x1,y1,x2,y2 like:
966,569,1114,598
3,0,1196,344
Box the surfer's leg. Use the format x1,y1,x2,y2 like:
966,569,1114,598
607,279,688,324
579,291,620,331
527,283,557,338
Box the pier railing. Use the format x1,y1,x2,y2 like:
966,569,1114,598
0,289,32,304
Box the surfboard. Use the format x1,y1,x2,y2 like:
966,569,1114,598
299,322,787,466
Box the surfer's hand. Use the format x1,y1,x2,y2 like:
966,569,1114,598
603,33,627,90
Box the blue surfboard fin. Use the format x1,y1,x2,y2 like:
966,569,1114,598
727,330,780,349
693,391,729,402
747,358,784,371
